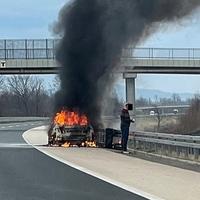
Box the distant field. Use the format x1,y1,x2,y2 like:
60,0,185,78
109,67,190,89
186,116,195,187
136,115,181,133
102,115,181,133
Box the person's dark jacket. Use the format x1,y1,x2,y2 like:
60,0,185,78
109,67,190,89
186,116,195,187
120,108,131,127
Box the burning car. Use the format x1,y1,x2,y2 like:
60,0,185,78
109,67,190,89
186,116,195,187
48,110,95,147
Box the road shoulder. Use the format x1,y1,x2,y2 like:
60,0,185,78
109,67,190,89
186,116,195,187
23,126,200,200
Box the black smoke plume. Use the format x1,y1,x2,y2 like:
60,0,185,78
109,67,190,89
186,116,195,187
54,0,200,126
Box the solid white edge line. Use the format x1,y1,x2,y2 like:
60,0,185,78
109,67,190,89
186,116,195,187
22,126,164,200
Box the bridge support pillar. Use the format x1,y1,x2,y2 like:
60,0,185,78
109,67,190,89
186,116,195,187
123,73,137,117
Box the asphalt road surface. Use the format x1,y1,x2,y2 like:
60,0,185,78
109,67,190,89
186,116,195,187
0,120,148,200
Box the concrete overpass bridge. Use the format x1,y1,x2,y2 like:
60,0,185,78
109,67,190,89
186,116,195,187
1,39,200,74
0,39,199,114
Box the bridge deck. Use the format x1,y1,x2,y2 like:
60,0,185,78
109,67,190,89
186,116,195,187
1,39,200,74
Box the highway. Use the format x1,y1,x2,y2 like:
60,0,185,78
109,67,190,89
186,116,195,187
0,120,147,200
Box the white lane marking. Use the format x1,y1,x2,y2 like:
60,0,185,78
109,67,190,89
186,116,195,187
1,127,5,129
23,127,164,200
0,143,33,148
8,126,13,128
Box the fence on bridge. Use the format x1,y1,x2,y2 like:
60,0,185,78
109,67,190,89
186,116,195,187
0,39,58,59
122,47,200,60
128,131,200,162
1,39,200,61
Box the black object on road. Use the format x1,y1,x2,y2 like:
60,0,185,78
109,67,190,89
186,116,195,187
105,128,122,149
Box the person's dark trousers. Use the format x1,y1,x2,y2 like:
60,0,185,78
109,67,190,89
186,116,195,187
121,125,129,151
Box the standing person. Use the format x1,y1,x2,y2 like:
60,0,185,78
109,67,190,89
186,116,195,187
120,103,134,153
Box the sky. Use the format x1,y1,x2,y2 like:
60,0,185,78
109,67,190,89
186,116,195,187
0,0,66,39
1,0,200,94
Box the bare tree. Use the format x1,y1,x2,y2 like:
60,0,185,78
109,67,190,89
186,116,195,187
177,96,200,134
153,105,164,132
136,97,149,107
0,75,56,117
31,77,44,115
0,76,5,92
172,93,181,105
7,76,35,115
48,75,61,95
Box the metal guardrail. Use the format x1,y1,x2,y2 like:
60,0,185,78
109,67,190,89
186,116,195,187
129,131,200,162
1,39,200,60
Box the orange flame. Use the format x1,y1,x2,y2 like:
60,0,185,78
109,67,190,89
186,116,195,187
54,110,88,126
85,141,97,148
62,142,70,148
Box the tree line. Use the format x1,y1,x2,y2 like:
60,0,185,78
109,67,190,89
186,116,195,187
0,75,123,118
136,94,190,107
1,75,199,135
0,75,57,117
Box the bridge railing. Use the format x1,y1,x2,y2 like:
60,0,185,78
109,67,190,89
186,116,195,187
0,49,55,59
0,39,58,59
128,131,200,162
1,39,200,60
122,47,200,60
